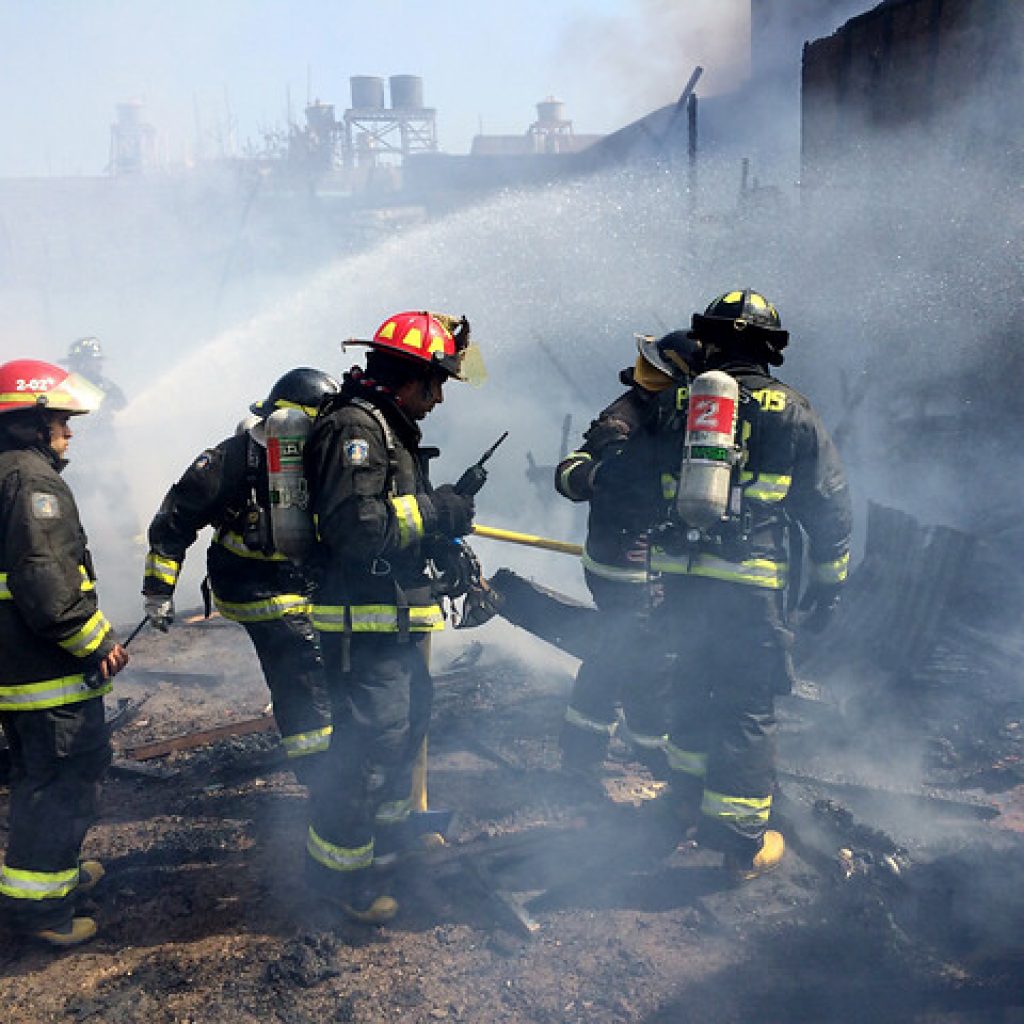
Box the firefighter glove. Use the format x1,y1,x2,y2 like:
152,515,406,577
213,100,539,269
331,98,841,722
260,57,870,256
144,595,175,632
429,485,475,538
798,583,841,634
591,444,631,493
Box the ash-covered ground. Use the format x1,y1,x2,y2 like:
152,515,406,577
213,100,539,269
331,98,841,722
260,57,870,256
2,596,1024,1024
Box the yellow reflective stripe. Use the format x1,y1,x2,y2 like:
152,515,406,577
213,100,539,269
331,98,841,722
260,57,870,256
214,530,289,562
0,573,9,600
59,610,112,657
306,826,373,873
812,552,850,584
617,720,667,750
311,603,445,633
701,788,772,827
0,863,80,900
144,551,180,586
389,495,425,548
375,798,412,826
558,452,590,494
78,565,95,592
665,741,707,778
739,471,791,503
580,550,649,584
650,550,788,589
0,675,110,711
213,593,311,623
282,725,332,758
274,398,320,417
564,705,618,737
661,473,678,500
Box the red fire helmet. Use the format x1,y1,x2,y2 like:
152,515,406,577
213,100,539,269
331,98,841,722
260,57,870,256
0,359,105,416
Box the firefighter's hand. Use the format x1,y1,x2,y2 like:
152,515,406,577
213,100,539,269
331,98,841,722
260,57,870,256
144,595,175,632
798,583,841,634
99,643,130,680
430,485,475,538
590,445,631,493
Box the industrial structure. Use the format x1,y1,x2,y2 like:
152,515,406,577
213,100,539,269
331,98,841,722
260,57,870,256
108,101,157,176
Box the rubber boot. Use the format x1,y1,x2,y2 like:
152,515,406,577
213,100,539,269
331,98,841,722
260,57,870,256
726,830,785,881
34,917,98,948
77,860,105,894
337,874,398,925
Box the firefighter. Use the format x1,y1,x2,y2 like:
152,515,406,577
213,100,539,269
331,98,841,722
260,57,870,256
141,368,340,783
554,331,703,789
651,289,852,878
62,338,126,415
0,360,129,947
303,310,480,924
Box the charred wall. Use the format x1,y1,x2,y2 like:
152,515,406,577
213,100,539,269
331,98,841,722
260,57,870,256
801,0,1024,188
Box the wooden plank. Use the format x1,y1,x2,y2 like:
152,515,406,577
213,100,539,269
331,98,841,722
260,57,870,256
120,715,278,761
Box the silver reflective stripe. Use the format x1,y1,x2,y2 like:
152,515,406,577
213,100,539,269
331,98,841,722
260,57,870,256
213,592,312,623
558,452,590,495
214,530,288,562
282,726,332,758
580,550,649,584
700,788,771,826
650,549,787,589
0,675,110,711
389,495,424,548
0,573,9,600
306,826,373,873
739,471,791,503
312,603,445,633
564,705,618,737
144,551,180,586
665,741,707,778
59,610,112,658
619,722,667,751
813,552,850,584
375,798,412,826
0,863,79,900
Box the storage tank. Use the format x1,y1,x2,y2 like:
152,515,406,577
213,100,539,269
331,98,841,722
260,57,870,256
350,76,385,110
389,75,424,110
536,97,566,126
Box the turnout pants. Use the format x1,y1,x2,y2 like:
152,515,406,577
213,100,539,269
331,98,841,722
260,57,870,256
0,697,111,931
305,632,432,899
243,614,331,784
657,576,793,859
559,573,669,775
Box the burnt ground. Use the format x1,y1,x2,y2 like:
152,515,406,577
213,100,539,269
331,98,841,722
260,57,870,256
2,607,1024,1024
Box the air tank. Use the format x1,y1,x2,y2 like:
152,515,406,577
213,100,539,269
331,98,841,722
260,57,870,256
389,75,424,109
350,76,385,110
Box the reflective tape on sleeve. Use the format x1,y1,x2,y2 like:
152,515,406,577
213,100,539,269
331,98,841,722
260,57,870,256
58,610,112,658
144,551,181,586
389,495,425,548
739,471,791,503
374,798,412,826
306,826,373,874
0,573,9,600
580,550,649,584
558,452,591,496
78,565,95,592
564,705,618,737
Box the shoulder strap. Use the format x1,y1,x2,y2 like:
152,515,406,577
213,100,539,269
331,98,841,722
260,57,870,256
349,396,399,496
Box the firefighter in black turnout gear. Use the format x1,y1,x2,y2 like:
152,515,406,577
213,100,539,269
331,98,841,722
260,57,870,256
0,360,129,948
651,290,852,878
141,368,339,782
554,331,703,786
303,310,480,924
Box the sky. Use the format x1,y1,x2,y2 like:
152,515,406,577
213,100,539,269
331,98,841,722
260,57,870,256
0,0,752,177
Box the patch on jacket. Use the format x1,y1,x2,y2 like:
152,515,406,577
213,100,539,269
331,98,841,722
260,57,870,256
343,439,370,465
31,492,60,519
192,453,212,471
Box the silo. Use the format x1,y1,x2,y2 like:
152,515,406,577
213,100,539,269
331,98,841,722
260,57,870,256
389,75,424,109
350,76,385,110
